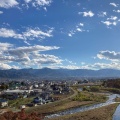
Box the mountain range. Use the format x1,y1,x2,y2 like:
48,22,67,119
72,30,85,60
0,68,120,79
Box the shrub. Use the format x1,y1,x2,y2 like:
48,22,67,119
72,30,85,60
0,109,44,120
83,86,90,92
90,86,99,92
73,92,106,102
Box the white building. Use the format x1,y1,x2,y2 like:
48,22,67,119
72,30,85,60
0,99,8,107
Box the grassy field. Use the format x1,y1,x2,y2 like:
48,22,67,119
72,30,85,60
26,88,107,115
101,87,120,94
26,99,94,115
26,87,78,114
8,97,34,108
8,89,74,109
51,89,74,100
48,103,119,120
73,91,107,102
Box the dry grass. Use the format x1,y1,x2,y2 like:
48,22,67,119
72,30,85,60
26,87,78,114
8,97,34,108
51,90,74,100
48,103,118,120
26,99,94,115
73,91,107,102
115,97,120,102
26,89,107,115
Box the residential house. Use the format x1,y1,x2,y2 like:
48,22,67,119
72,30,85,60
33,97,42,104
0,99,8,107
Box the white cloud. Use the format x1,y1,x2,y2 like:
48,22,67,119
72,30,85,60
81,62,85,65
107,16,117,21
110,3,118,7
79,11,94,17
65,59,76,65
0,63,20,70
3,23,10,26
68,30,75,37
101,21,117,26
0,0,52,10
98,12,107,17
48,65,80,70
32,54,62,65
68,33,72,37
0,27,53,41
1,48,119,70
113,10,120,13
46,50,120,70
0,43,62,69
79,23,84,26
76,28,82,32
113,22,117,26
0,28,23,39
8,45,59,56
43,7,47,11
99,14,118,28
0,43,13,53
80,62,120,70
78,50,120,70
0,0,19,8
24,40,31,45
48,62,120,70
24,0,32,3
23,27,53,40
97,50,120,61
49,62,120,70
77,3,81,6
101,21,112,26
68,22,86,37
32,0,52,6
76,23,85,32
0,11,3,14
76,28,85,32
24,0,52,8
0,63,12,70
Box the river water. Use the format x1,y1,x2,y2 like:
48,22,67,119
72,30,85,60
113,104,120,120
45,94,120,119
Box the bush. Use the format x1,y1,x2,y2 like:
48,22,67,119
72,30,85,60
90,86,100,92
0,109,44,120
73,92,106,102
83,86,90,92
104,88,120,94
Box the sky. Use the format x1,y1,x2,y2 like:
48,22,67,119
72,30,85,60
0,0,120,70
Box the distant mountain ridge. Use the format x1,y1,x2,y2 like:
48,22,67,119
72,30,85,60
0,68,120,79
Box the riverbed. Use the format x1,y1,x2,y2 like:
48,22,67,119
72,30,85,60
45,94,120,119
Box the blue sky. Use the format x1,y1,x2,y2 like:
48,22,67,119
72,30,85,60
0,0,120,70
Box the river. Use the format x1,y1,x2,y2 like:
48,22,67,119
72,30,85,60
45,93,120,119
113,104,120,120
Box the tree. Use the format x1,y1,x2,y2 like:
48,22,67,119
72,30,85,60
0,84,8,90
0,109,44,120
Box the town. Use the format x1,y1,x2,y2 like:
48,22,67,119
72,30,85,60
0,79,78,110
0,78,120,120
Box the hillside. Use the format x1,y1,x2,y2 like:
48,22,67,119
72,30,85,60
0,68,120,79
